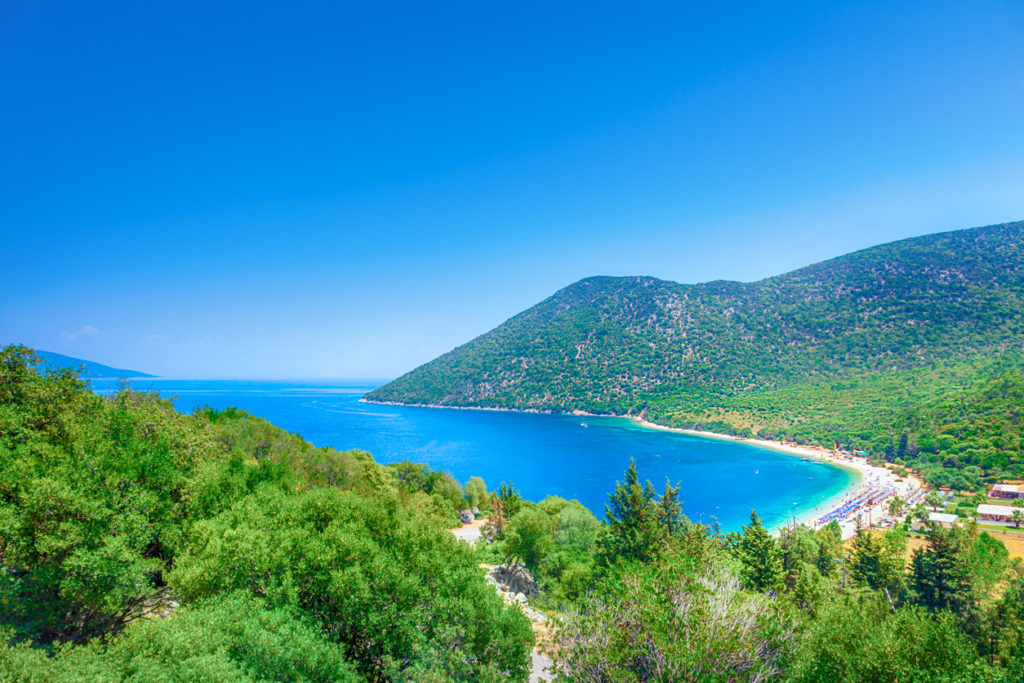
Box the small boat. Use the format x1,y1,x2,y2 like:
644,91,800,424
755,469,759,474
580,423,588,428
801,457,811,461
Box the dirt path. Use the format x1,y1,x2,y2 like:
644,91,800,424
530,650,554,682
450,517,488,543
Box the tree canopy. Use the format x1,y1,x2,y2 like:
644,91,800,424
0,346,532,681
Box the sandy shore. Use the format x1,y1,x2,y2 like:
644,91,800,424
632,418,922,539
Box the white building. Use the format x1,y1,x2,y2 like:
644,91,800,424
990,484,1024,500
912,511,959,530
976,504,1016,522
930,512,959,525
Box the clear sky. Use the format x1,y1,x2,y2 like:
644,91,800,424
2,1,1023,378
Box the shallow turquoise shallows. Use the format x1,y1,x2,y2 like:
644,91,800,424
90,379,856,531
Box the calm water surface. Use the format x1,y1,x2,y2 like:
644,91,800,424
91,379,856,530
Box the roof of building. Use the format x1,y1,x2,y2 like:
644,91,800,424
977,504,1015,517
993,484,1020,492
928,512,960,524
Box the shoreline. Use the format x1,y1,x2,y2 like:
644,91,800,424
629,418,921,538
628,418,912,537
630,418,923,538
365,398,920,538
361,397,571,415
630,418,862,528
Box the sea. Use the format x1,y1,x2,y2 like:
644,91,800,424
89,378,857,531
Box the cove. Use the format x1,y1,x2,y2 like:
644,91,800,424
90,379,857,531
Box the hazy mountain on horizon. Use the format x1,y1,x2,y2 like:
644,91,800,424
35,350,154,379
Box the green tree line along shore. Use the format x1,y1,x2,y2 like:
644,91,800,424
367,220,1024,492
4,346,1024,681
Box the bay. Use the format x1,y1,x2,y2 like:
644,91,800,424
90,378,856,530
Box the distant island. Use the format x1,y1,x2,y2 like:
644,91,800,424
35,350,154,379
367,220,1024,491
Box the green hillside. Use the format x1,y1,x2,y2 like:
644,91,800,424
367,221,1024,489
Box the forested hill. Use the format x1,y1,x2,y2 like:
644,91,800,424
367,220,1024,489
36,350,154,378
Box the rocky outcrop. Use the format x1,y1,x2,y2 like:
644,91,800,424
485,564,546,622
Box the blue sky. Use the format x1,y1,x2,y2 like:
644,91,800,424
2,1,1023,378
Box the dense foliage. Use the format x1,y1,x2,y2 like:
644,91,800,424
1,593,362,681
0,346,533,681
5,344,1024,680
474,462,1024,681
367,221,1024,488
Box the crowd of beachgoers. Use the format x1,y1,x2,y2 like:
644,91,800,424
805,454,923,539
735,438,923,540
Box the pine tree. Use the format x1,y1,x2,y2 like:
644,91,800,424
602,459,661,563
739,511,783,592
850,527,905,603
496,482,523,519
912,523,975,619
656,478,683,535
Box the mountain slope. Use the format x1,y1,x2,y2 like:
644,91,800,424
368,221,1024,411
35,350,154,379
366,221,1024,488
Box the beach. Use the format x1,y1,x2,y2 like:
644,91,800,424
633,418,923,539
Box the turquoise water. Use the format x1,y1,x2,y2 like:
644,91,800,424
90,379,856,530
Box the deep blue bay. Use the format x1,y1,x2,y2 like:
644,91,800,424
90,379,857,531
